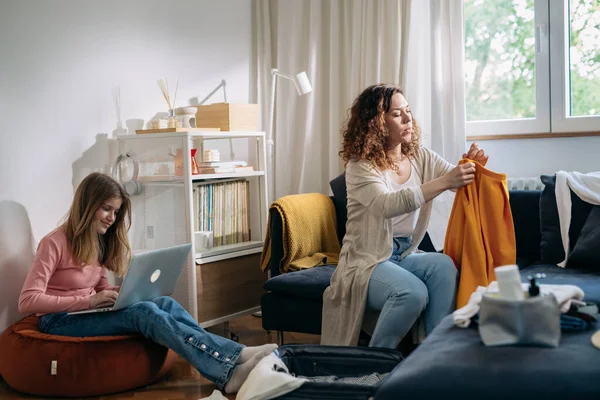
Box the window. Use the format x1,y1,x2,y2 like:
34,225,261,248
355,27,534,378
464,0,600,137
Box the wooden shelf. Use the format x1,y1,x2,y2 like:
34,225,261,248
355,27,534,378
136,172,264,183
195,253,265,326
194,240,263,261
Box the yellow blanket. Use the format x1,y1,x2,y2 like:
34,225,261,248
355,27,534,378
260,193,341,274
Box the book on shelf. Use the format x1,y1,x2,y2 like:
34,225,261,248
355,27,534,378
197,161,248,167
193,179,250,247
197,166,255,174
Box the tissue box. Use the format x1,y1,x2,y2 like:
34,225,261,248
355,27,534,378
479,293,561,347
194,103,259,132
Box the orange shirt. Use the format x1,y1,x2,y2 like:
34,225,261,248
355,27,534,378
444,159,516,308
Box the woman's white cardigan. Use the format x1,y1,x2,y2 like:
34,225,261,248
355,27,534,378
321,147,453,346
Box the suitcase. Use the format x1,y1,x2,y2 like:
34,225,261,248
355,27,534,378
274,344,403,400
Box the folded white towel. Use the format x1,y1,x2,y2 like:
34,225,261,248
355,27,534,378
453,285,488,328
236,352,305,400
453,281,585,328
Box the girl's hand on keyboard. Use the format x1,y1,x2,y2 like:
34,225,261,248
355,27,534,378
90,290,119,309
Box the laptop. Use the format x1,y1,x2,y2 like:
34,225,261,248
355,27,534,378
68,243,192,315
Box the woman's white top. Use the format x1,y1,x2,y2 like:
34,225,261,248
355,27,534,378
388,168,422,237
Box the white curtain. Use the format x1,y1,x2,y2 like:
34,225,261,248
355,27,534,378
252,0,466,250
252,0,411,202
405,0,467,250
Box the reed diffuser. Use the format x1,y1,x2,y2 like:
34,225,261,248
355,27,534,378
112,86,128,137
157,78,179,129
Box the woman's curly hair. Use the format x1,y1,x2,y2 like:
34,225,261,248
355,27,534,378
339,84,421,173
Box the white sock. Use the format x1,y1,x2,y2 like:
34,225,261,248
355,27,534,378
236,343,278,364
224,351,265,394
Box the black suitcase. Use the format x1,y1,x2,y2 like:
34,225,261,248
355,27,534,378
274,344,403,400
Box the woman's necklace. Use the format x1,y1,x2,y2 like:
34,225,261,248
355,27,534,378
390,158,412,184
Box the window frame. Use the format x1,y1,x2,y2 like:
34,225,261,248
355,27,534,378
464,0,600,138
549,0,600,133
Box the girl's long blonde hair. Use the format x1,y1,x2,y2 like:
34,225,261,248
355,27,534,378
61,172,131,277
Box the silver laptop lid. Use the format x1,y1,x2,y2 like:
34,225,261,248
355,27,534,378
113,243,191,310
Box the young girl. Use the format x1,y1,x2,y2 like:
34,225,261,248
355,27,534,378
19,172,276,393
321,84,489,348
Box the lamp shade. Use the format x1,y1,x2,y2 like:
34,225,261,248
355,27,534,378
293,72,312,95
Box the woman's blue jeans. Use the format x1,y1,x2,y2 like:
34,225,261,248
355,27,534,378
38,296,243,389
366,237,458,348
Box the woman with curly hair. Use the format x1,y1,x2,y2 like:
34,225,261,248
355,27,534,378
321,84,489,348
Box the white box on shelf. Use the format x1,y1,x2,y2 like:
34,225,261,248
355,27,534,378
195,231,213,251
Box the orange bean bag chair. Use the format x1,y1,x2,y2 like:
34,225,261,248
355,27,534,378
0,315,178,397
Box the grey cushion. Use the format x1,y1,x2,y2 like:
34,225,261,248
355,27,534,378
509,190,542,264
568,206,600,269
539,175,593,264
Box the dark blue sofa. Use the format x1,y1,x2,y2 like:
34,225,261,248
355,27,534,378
261,175,600,337
261,172,600,399
375,189,600,399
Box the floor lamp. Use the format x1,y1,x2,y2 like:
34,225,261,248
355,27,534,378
267,68,313,204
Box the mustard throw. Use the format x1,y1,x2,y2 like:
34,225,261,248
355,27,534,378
260,193,341,274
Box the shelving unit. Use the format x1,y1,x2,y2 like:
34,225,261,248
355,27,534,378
135,171,265,182
115,130,268,326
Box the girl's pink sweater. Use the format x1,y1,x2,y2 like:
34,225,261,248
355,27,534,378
19,228,116,315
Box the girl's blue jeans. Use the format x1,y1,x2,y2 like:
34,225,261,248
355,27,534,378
39,296,244,389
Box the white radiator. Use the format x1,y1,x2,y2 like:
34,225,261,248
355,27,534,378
507,177,544,191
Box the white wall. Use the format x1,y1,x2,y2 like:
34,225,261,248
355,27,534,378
0,0,252,242
471,136,600,178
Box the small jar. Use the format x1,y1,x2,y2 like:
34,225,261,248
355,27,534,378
203,149,220,162
167,109,177,129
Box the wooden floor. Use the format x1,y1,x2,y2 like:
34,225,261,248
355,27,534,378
0,315,321,400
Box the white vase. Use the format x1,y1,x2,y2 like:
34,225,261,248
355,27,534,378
175,107,198,128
